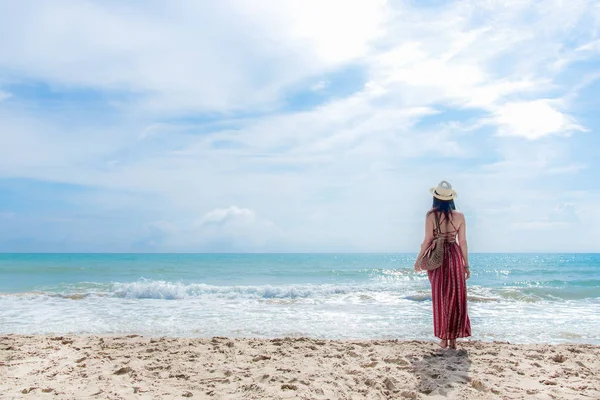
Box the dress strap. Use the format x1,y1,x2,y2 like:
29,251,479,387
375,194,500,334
448,217,458,232
433,211,458,243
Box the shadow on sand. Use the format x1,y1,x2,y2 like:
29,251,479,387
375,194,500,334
411,348,471,396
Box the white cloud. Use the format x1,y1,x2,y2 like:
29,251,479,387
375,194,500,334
492,100,587,140
198,206,256,226
249,0,386,65
576,38,600,52
310,80,329,92
476,138,585,182
136,206,281,251
510,202,580,230
0,90,10,102
0,0,386,114
0,107,129,173
364,0,595,139
511,221,571,230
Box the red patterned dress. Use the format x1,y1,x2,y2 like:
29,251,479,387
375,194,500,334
427,213,471,340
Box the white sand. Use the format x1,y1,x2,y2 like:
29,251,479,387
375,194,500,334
1,335,599,399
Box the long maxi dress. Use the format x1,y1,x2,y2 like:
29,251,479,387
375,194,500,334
427,213,471,340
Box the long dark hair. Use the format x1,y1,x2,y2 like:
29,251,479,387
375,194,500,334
427,197,456,223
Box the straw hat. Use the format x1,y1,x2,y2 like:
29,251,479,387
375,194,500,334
430,180,457,201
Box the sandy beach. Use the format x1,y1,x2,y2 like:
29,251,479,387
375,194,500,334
0,335,598,399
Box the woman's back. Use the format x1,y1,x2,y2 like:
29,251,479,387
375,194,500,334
427,210,465,242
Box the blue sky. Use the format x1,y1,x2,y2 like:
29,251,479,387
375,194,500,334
0,0,599,252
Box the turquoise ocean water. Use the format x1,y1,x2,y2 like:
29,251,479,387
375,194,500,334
1,253,598,344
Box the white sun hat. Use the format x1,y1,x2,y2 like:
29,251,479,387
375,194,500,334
430,180,457,200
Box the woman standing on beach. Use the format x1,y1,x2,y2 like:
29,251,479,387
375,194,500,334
414,181,471,349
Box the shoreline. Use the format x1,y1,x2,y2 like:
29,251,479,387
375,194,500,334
2,335,599,399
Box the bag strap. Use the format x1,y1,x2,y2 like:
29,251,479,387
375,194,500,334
433,211,442,236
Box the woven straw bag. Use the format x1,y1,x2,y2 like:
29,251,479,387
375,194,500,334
419,212,445,271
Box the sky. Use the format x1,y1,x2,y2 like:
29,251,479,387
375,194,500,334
0,0,599,253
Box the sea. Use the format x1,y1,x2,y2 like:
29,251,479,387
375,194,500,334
0,253,598,344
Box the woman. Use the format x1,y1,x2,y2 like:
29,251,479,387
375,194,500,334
414,180,471,349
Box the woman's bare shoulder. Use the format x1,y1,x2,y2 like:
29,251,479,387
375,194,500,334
451,210,465,220
452,210,466,225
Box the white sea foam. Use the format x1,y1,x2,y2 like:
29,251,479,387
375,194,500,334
1,291,598,344
1,279,599,344
111,281,359,300
3,279,597,304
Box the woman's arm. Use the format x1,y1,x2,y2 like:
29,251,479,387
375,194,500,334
414,213,435,271
457,215,470,279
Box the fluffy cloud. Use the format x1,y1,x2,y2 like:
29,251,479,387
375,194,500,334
0,0,385,113
135,207,280,252
493,100,586,140
199,206,257,226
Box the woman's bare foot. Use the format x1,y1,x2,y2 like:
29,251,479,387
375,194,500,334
438,339,448,349
449,339,457,349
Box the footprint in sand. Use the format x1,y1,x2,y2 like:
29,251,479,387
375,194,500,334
400,390,418,399
361,361,378,368
383,377,398,391
113,367,133,375
471,379,487,392
383,357,408,366
551,354,567,363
